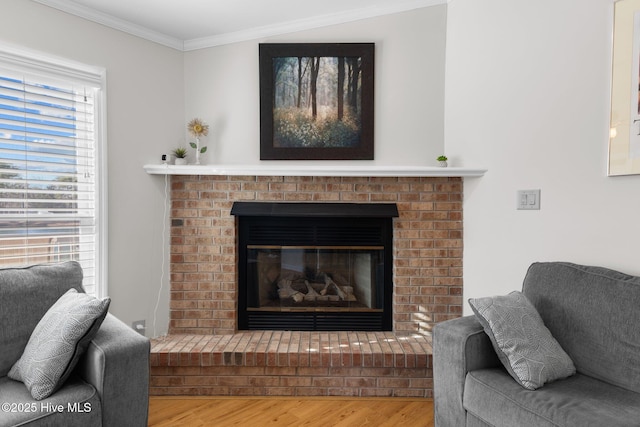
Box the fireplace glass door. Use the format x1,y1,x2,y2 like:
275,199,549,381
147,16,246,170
247,245,384,312
232,202,397,331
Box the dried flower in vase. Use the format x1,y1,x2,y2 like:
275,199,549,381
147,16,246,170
187,118,208,164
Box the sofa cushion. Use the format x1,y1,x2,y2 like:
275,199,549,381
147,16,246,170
8,289,110,400
464,368,640,427
522,262,640,394
469,291,575,390
0,262,84,377
0,375,102,427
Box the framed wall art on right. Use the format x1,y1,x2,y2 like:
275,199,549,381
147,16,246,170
609,0,640,175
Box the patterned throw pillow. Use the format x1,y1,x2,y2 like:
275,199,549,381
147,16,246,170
8,289,110,400
469,291,575,390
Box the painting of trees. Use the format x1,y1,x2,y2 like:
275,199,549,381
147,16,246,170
260,43,374,160
272,55,363,148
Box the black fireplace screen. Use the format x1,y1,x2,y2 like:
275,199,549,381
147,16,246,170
232,202,397,331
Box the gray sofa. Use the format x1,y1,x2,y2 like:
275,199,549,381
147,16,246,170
0,262,150,427
433,262,640,427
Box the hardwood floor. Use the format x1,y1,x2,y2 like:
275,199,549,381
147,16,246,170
148,396,434,427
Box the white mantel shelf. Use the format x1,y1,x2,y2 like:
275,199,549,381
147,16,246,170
143,164,487,177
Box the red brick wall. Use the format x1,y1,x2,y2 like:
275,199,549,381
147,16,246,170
169,175,463,335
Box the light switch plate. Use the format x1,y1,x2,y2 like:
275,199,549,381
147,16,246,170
517,189,540,210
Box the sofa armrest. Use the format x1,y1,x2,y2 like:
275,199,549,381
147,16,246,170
77,314,150,427
433,315,500,427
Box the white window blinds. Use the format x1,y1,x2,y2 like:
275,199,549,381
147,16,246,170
0,49,105,297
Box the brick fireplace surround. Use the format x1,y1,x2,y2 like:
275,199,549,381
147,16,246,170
150,174,463,397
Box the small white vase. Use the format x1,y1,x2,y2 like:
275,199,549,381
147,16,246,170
194,137,201,165
438,160,448,167
174,158,187,165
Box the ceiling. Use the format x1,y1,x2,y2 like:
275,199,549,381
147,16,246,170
33,0,446,51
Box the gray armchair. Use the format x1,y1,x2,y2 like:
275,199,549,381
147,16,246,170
0,262,150,427
433,262,640,427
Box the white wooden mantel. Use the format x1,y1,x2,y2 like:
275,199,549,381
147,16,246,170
143,164,487,177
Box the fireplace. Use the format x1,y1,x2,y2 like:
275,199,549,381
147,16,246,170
168,175,463,336
231,202,398,331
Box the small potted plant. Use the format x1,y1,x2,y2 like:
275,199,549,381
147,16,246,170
172,147,188,165
437,155,448,167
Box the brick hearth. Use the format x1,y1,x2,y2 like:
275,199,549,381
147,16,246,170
150,331,432,397
150,175,463,397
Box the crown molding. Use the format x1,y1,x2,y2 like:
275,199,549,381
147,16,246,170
184,0,447,51
34,0,446,52
33,0,185,50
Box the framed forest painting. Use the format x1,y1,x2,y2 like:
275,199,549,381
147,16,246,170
259,43,374,160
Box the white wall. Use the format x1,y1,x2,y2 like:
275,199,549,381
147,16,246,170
1,0,183,335
184,6,447,166
1,2,447,337
445,0,640,313
6,0,635,332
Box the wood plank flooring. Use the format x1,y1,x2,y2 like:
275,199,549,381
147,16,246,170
148,396,434,427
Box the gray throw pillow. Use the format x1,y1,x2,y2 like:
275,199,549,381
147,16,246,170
469,291,575,390
8,288,110,400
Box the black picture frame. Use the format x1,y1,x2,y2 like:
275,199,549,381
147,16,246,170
260,43,374,160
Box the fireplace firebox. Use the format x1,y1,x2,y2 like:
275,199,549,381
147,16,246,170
231,202,398,331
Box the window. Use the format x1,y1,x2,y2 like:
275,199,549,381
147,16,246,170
0,46,106,297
